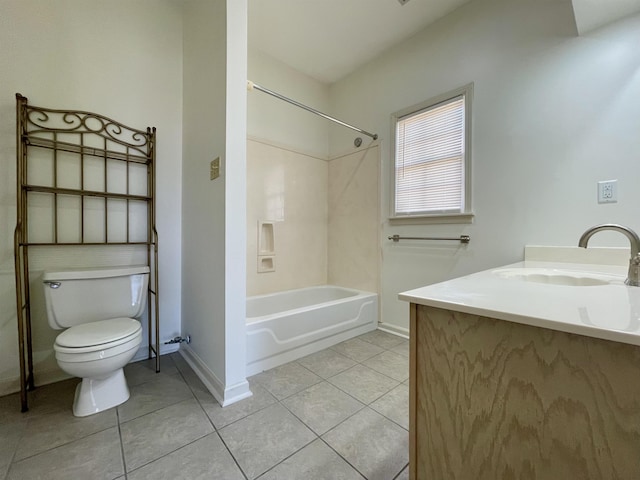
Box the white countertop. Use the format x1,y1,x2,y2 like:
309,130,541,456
399,255,640,347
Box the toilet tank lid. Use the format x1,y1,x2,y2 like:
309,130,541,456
43,265,150,281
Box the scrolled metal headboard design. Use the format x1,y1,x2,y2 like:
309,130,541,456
25,104,152,157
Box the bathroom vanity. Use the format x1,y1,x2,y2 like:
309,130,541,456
400,247,640,480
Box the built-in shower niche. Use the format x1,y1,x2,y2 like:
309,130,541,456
258,255,275,273
257,221,275,273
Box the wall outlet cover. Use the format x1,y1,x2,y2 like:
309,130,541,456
597,179,617,204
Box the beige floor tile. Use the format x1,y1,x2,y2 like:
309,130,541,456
27,379,78,416
117,373,193,422
0,393,25,424
370,384,409,430
330,338,384,363
124,356,179,388
7,427,123,480
390,340,410,358
220,403,316,479
282,382,364,435
258,439,364,480
297,349,357,379
329,364,399,405
367,350,409,382
174,360,209,393
2,348,411,480
357,330,406,350
14,407,117,461
395,465,409,480
120,398,214,472
128,433,244,480
251,362,322,400
199,381,277,429
168,352,192,376
323,408,408,480
0,418,27,478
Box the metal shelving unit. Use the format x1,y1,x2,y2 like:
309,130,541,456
13,93,160,412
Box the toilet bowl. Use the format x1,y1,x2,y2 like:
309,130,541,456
54,318,143,417
42,266,149,417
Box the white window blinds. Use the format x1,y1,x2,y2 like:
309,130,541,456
394,94,466,216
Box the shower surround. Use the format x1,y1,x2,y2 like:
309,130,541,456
247,138,379,296
246,137,380,372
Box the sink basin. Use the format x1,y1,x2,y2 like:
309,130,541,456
493,268,621,286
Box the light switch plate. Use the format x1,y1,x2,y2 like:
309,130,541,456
210,157,220,180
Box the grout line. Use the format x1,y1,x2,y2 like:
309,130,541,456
116,408,128,479
181,338,406,479
323,363,401,406
250,434,317,480
118,394,195,426
317,436,368,480
315,403,369,440
215,430,249,480
10,419,118,463
249,397,318,479
3,413,29,472
124,432,215,476
208,399,276,431
170,358,216,427
4,337,408,480
391,462,410,480
277,397,325,438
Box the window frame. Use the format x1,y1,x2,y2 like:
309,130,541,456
389,83,473,224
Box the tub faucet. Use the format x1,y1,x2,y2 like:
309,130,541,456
578,224,640,286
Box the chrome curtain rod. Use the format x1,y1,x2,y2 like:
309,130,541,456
247,80,378,140
388,234,470,244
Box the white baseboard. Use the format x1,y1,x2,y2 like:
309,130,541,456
0,343,180,398
179,345,252,407
377,322,409,339
0,368,71,398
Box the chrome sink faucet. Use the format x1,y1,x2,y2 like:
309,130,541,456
578,224,640,286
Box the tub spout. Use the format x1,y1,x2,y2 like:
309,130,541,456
578,223,640,286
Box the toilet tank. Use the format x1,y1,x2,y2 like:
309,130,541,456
42,265,150,329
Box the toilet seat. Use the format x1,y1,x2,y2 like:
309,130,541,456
54,318,142,360
56,317,141,349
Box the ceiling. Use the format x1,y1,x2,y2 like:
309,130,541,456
572,0,640,34
248,0,474,84
248,0,640,85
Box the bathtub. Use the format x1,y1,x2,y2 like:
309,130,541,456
246,285,378,375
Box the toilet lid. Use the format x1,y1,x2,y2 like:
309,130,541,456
55,318,142,348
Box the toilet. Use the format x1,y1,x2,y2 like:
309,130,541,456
42,265,149,417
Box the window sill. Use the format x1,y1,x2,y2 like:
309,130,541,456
389,212,475,225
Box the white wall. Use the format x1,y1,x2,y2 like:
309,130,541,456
224,0,250,399
181,0,249,405
0,0,183,394
329,0,640,333
248,49,330,158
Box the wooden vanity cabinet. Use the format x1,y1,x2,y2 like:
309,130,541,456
409,303,640,480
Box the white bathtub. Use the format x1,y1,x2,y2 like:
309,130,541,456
246,285,378,375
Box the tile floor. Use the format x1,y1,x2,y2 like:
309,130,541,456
0,330,409,480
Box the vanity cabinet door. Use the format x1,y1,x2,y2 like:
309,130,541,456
409,303,640,480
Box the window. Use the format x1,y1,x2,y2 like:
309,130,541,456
391,84,472,221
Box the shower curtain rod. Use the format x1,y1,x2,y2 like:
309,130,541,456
247,80,378,140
